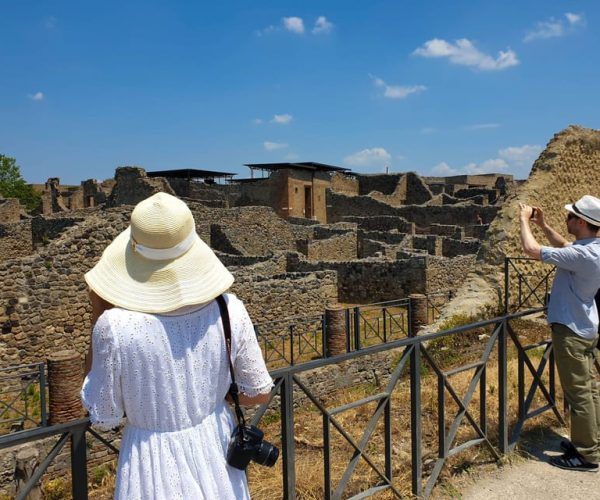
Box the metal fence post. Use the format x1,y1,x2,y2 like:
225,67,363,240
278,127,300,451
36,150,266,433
498,319,508,453
39,363,47,427
281,373,296,499
409,331,422,496
504,257,509,314
353,307,361,350
71,426,88,500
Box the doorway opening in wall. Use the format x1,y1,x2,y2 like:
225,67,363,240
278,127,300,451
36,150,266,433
304,186,313,219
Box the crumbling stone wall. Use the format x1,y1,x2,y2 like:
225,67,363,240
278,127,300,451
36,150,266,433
204,206,298,256
342,216,415,234
0,221,32,263
0,198,21,223
106,167,174,207
287,252,427,303
442,237,480,257
328,191,499,227
305,233,357,261
426,255,477,293
31,216,85,247
330,172,359,195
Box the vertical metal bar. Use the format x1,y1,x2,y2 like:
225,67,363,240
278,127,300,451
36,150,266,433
498,319,508,454
39,363,47,426
384,398,392,482
410,343,422,497
23,378,29,423
518,275,522,309
550,347,556,406
321,315,327,358
354,307,361,351
281,374,296,499
518,349,524,420
345,308,351,351
438,374,446,458
323,414,331,500
383,308,387,343
480,366,487,436
504,257,509,314
290,325,295,366
71,427,88,500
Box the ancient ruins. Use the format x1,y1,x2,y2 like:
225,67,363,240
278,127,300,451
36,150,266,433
1,124,600,496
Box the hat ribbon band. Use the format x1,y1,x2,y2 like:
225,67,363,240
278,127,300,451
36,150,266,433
132,230,196,260
572,203,600,224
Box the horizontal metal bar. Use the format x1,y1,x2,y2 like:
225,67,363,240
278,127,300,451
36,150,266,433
0,418,89,449
270,308,543,378
526,404,554,420
330,392,390,416
448,437,486,457
0,362,45,373
348,484,390,499
444,361,485,377
522,340,551,351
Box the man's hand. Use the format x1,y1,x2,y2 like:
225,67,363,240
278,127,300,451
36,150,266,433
519,203,534,221
530,206,545,227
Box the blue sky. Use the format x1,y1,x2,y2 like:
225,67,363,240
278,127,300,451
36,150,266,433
2,1,598,185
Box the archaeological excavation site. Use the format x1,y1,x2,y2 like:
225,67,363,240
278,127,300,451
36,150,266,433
1,125,600,498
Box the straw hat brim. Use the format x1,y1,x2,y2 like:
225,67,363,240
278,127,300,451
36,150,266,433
85,227,234,313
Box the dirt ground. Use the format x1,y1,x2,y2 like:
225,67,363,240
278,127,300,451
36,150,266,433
449,427,600,500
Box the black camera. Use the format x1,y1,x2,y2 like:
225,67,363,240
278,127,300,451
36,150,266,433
226,424,279,470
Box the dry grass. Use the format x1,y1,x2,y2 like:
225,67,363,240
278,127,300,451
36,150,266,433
38,317,563,499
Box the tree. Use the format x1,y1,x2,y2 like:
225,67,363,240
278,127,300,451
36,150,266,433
0,154,41,211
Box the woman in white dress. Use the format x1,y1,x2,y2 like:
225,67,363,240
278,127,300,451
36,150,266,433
81,192,273,499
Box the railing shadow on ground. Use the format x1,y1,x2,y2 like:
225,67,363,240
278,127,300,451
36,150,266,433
0,257,576,499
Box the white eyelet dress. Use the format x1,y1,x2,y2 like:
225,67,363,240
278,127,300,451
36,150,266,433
81,294,273,499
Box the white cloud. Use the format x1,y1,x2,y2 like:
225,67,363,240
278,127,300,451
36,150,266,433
370,74,426,99
432,162,458,175
421,127,436,134
466,123,500,130
343,147,391,167
431,144,542,177
253,118,263,125
285,153,300,161
271,113,293,124
413,38,519,71
464,158,509,174
524,20,564,41
264,141,288,151
566,12,584,26
283,17,304,34
524,13,585,42
313,16,333,34
498,144,542,166
28,92,44,101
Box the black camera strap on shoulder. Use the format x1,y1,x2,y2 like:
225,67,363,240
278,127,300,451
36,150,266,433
216,295,247,430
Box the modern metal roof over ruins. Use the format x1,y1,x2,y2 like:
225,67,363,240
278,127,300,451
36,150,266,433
147,168,236,179
243,162,350,173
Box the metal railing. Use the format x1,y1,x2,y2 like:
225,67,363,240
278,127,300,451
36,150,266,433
504,257,555,312
0,362,47,433
255,315,326,368
0,262,564,499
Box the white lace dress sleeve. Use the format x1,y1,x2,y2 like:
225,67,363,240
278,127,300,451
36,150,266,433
80,312,125,430
227,295,274,397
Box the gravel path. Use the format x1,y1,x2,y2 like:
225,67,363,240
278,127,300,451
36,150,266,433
460,430,600,499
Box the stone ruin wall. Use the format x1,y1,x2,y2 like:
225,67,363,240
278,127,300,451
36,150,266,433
0,198,21,223
0,221,32,263
327,190,499,228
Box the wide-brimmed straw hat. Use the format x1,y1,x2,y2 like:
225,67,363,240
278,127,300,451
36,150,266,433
85,192,234,313
564,195,600,227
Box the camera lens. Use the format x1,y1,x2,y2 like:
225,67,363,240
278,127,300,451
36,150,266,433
253,441,279,467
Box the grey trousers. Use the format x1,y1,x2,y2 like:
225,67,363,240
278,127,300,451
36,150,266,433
551,323,600,462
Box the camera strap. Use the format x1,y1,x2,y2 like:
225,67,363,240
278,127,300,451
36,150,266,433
216,295,247,430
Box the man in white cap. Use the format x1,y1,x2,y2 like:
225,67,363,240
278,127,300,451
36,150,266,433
520,195,600,471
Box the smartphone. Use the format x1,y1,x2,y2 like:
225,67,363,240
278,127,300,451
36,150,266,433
530,208,537,219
